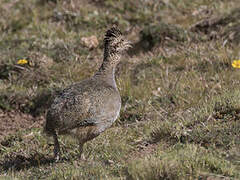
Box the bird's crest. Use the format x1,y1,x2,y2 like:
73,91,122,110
104,26,122,43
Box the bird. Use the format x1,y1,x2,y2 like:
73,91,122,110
43,26,131,160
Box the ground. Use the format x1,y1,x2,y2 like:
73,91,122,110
0,110,43,141
1,0,240,179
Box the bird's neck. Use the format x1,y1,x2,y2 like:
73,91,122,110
94,51,120,88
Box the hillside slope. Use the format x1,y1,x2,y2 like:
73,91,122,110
0,0,240,179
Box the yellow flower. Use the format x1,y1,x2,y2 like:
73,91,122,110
17,59,28,65
232,60,240,68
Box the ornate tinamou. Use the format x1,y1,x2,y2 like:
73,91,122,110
43,27,131,160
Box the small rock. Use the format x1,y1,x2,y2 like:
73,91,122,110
81,35,99,49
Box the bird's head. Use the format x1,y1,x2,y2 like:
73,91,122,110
104,26,131,55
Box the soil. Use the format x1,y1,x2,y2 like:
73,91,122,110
0,110,44,141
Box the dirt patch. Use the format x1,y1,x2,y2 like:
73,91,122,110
0,110,44,141
191,8,240,44
127,140,158,162
137,22,191,51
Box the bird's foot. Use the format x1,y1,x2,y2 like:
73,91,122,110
80,153,86,160
54,153,62,162
54,147,61,162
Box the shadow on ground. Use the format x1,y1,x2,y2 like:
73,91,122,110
0,153,68,172
0,153,58,172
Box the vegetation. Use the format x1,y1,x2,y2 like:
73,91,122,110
1,0,240,179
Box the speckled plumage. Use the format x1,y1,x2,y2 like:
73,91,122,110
44,27,131,160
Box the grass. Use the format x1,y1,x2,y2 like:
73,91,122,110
1,0,240,179
127,144,238,179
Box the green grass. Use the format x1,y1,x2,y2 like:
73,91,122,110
127,144,238,179
1,0,240,179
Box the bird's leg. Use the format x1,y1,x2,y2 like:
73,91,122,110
78,141,85,160
79,133,100,160
53,132,61,161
